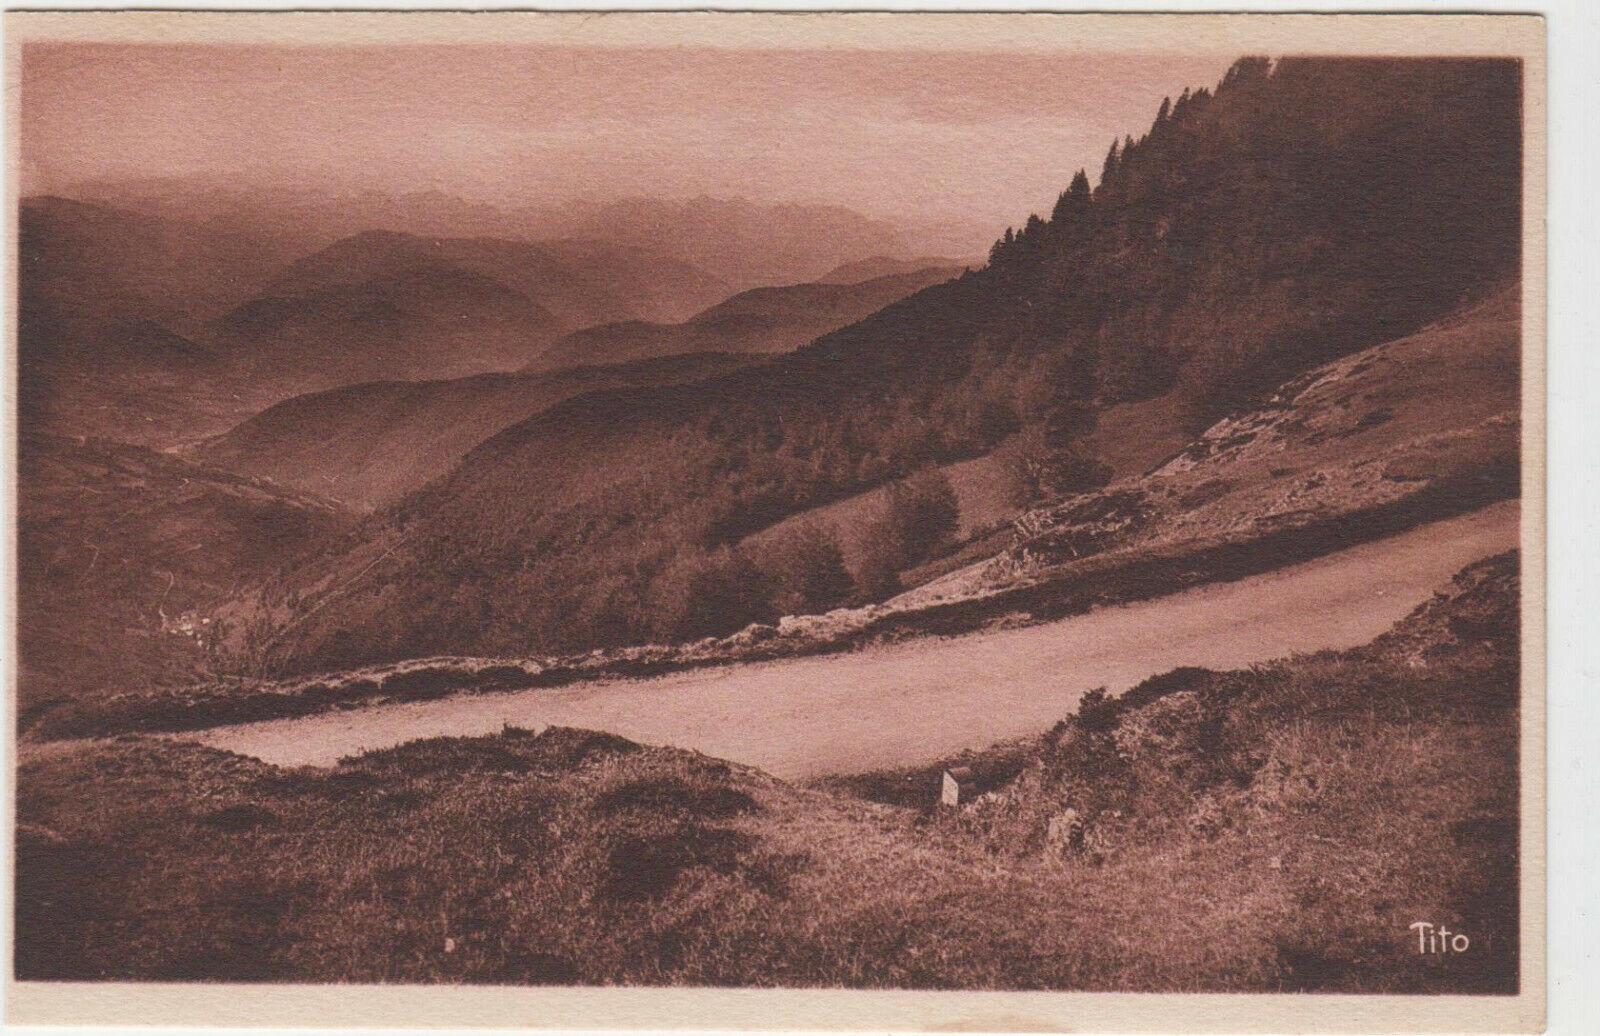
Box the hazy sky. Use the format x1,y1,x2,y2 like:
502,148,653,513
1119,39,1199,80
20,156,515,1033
22,43,1235,228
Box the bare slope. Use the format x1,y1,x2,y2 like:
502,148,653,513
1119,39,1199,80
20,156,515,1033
534,266,964,370
191,353,758,510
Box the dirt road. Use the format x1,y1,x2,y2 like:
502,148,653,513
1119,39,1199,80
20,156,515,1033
189,501,1519,777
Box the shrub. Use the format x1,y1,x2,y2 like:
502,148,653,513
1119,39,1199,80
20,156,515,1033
851,516,905,601
646,546,774,643
886,468,960,563
757,523,855,616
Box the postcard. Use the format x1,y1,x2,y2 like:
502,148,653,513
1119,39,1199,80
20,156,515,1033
6,11,1545,1032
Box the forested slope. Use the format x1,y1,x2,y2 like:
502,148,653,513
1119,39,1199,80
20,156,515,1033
245,57,1522,674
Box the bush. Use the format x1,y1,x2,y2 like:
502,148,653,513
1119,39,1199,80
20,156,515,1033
886,468,960,563
646,546,774,643
757,523,855,616
852,514,906,601
1000,423,1114,506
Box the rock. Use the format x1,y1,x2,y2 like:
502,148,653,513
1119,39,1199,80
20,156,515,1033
728,623,778,647
1045,808,1085,856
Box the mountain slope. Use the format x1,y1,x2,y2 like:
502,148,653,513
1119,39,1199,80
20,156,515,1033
18,195,293,338
537,266,963,369
16,435,351,720
208,229,736,394
217,261,562,388
239,56,1523,674
17,196,306,444
816,255,967,284
256,229,730,330
191,353,760,510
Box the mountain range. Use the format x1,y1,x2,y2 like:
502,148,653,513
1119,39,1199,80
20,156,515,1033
19,206,753,442
60,181,985,290
222,56,1522,675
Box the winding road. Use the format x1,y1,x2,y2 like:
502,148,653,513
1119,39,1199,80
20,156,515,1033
187,501,1519,778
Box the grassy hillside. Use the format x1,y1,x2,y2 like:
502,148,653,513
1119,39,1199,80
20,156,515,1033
191,353,757,510
16,551,1518,991
537,266,963,370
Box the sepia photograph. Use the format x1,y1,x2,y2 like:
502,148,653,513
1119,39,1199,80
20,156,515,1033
5,10,1546,1032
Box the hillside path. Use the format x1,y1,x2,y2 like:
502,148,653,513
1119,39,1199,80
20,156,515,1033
189,501,1519,778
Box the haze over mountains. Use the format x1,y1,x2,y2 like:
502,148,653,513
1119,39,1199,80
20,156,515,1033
63,180,983,290
190,353,758,511
214,57,1521,676
193,261,964,510
19,190,955,445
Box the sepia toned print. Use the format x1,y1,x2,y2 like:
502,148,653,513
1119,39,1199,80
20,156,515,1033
7,11,1544,1033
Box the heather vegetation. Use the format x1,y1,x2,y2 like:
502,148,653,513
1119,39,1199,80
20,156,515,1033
244,57,1521,676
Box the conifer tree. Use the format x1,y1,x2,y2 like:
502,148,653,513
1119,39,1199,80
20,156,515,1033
1051,169,1092,223
1099,139,1121,189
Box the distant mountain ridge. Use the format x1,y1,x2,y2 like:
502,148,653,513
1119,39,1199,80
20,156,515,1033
59,181,970,291
17,209,740,441
535,266,964,370
259,229,730,330
816,255,970,284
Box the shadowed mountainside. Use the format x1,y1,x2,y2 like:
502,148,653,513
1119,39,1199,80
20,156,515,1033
15,434,352,723
214,230,735,394
17,196,302,445
189,353,760,511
